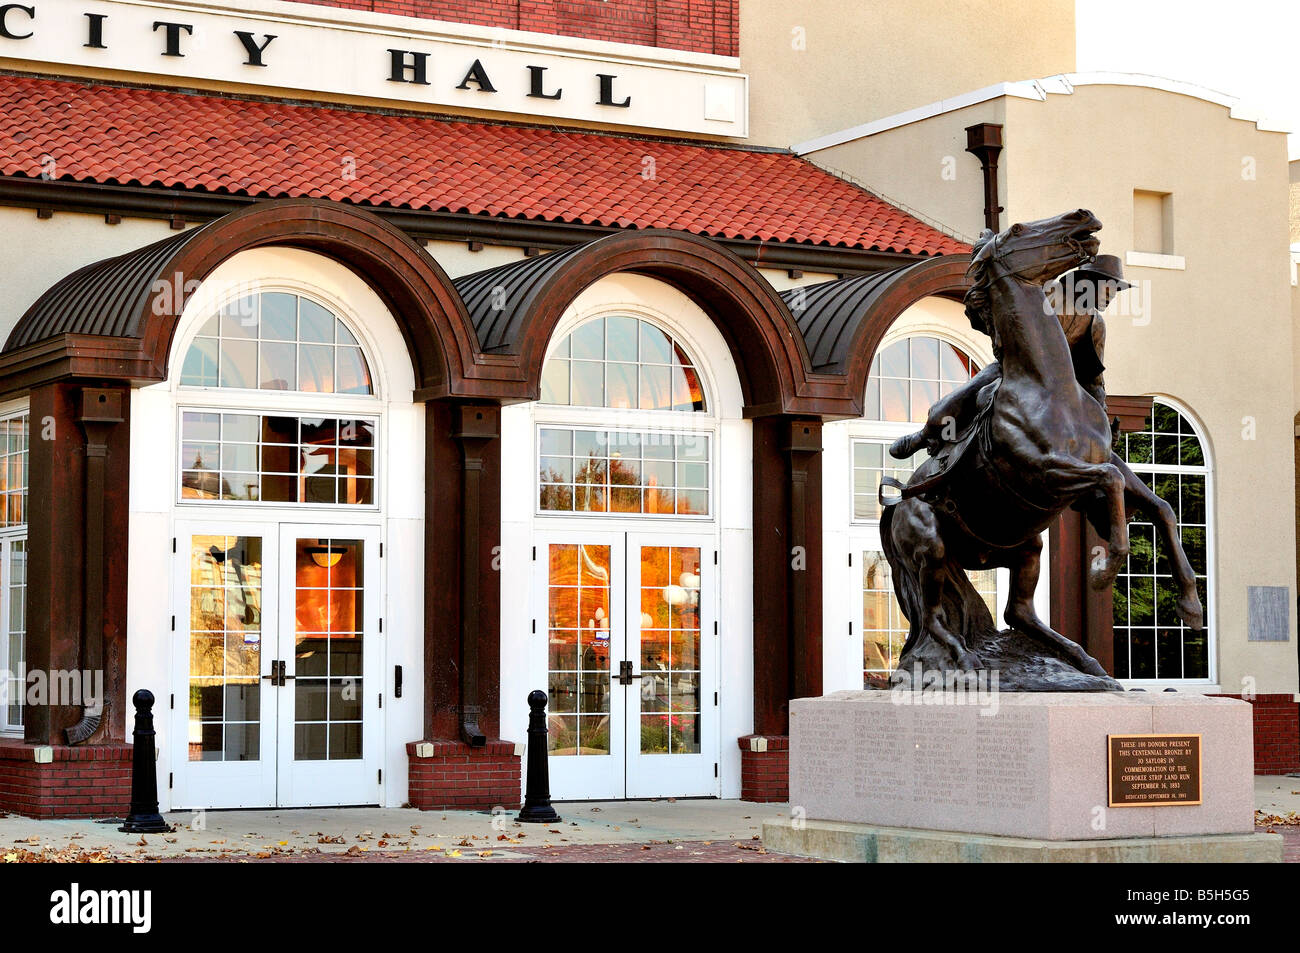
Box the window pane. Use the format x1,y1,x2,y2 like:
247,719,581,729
219,340,257,389
298,299,335,343
336,348,371,395
606,315,638,362
541,359,570,405
298,344,335,393
259,341,296,391
261,293,297,340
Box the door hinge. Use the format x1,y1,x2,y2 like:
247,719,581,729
378,693,383,709
714,763,718,778
714,691,718,706
849,621,853,635
531,619,536,634
379,542,384,557
848,552,852,566
713,551,718,565
172,538,177,554
379,618,383,633
169,693,174,710
168,772,173,789
170,615,175,631
713,621,717,635
532,545,537,560
377,769,382,784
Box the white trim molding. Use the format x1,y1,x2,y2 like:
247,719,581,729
794,70,1291,155
1125,250,1186,271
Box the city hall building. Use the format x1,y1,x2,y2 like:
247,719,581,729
0,0,1295,816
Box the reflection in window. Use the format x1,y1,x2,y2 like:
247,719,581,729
293,538,364,761
180,292,372,395
546,543,612,757
861,550,995,689
0,411,27,730
865,337,979,423
541,316,706,412
852,440,925,522
639,546,701,754
538,427,710,517
1113,401,1211,680
187,535,262,762
180,412,376,506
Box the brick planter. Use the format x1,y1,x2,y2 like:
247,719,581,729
738,734,788,802
0,739,133,818
406,739,522,811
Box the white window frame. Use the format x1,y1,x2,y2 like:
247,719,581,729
0,403,28,734
1114,396,1216,689
535,311,719,526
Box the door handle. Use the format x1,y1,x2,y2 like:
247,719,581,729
260,660,296,687
616,660,644,686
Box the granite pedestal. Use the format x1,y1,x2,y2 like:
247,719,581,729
765,691,1280,863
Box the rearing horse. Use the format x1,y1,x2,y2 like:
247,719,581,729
880,209,1131,685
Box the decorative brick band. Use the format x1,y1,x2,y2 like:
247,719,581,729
1209,693,1300,774
0,739,133,818
738,734,788,803
291,0,739,57
406,739,522,811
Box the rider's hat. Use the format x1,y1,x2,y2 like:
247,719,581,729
1070,254,1131,292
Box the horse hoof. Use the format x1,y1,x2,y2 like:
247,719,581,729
1177,595,1205,631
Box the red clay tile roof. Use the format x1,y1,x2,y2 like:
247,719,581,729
0,74,967,256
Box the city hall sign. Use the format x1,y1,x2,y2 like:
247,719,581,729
0,0,748,136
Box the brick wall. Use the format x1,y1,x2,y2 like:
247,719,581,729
1210,693,1300,774
406,739,522,811
290,0,739,56
737,734,788,802
0,741,133,818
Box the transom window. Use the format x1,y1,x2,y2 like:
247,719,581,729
538,427,710,517
541,315,706,412
866,336,980,423
180,412,376,506
1113,400,1212,680
180,292,373,395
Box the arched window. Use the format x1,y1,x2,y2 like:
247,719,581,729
1113,400,1212,680
852,335,996,688
180,292,373,395
541,315,706,412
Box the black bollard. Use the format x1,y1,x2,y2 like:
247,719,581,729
119,689,169,834
516,690,561,823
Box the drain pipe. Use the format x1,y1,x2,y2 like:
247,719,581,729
964,122,1004,233
453,405,499,748
67,388,124,745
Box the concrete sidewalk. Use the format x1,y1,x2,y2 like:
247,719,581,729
2,775,1296,862
1,797,792,861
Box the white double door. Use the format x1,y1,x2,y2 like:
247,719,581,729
170,520,382,809
534,530,718,800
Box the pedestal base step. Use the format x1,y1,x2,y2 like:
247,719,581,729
762,817,1283,863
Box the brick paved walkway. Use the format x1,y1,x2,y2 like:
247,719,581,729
165,838,816,863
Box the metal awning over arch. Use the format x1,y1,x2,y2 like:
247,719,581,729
0,199,480,402
452,228,855,418
779,255,972,410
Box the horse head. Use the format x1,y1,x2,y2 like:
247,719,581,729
963,209,1102,337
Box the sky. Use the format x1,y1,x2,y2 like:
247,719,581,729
1076,0,1300,158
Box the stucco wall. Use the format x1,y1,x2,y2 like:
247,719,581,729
738,0,1074,148
805,79,1298,692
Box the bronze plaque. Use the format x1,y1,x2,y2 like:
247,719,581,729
1107,734,1202,807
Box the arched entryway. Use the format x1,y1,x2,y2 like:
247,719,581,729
0,200,478,812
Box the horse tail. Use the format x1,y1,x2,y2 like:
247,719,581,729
877,491,925,663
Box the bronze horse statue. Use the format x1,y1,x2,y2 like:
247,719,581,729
879,209,1203,690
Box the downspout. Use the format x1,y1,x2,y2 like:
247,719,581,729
964,122,1004,232
453,405,498,747
67,388,124,745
